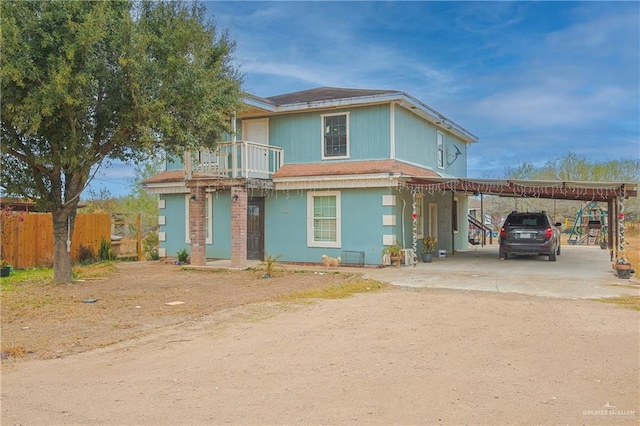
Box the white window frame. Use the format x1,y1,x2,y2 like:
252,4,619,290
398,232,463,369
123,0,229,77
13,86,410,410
437,131,444,169
307,190,341,248
321,112,350,160
185,194,213,244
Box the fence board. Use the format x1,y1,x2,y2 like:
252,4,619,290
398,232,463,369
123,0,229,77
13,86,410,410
1,213,110,268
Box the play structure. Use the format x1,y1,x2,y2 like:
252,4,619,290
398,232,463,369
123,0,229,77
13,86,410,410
567,201,608,246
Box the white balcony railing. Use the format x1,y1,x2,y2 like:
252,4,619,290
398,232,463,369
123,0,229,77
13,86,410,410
184,141,283,180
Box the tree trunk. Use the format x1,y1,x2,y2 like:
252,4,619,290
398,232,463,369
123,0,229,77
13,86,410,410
52,206,77,284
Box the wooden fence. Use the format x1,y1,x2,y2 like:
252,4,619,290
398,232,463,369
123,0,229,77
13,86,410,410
0,212,111,269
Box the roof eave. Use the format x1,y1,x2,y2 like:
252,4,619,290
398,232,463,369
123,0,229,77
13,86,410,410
242,90,478,144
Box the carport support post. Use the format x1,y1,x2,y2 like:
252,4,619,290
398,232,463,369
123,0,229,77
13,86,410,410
607,198,615,256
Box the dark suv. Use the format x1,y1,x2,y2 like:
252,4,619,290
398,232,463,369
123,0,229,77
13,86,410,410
499,211,561,261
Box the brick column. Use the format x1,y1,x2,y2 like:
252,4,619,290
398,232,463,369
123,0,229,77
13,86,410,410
189,186,206,266
230,187,247,268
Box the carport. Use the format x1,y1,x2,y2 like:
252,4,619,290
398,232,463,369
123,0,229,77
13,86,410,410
403,178,637,277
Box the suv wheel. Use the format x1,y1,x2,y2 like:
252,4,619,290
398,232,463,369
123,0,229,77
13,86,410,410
499,247,508,260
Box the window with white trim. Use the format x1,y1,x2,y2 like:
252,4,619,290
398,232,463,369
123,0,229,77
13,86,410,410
185,194,213,244
322,113,349,159
307,191,341,248
437,131,444,169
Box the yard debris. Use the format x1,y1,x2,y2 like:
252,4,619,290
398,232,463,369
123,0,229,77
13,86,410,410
165,301,185,306
82,298,98,303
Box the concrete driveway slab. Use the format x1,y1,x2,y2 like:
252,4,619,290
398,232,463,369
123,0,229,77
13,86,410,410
363,245,639,300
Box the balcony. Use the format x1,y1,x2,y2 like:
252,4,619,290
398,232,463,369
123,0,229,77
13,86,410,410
184,141,283,180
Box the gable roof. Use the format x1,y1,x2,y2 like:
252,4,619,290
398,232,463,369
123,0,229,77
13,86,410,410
243,86,478,143
266,87,398,105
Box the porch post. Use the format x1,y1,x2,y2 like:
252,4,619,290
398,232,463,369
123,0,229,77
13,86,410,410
231,187,248,268
189,186,206,266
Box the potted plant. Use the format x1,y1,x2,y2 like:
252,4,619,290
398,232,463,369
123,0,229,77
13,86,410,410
613,254,634,280
421,236,437,262
0,260,12,277
383,241,403,267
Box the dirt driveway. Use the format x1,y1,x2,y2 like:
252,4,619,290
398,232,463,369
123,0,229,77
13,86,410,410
2,257,639,425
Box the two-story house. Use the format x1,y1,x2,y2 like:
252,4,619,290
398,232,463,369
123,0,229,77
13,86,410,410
143,87,478,267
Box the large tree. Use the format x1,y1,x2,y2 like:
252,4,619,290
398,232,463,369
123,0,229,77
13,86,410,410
1,0,242,282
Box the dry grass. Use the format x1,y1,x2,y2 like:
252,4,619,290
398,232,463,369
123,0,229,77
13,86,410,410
624,225,639,271
596,295,640,311
272,278,390,302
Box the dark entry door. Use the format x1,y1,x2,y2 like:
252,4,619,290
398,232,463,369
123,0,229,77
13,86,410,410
247,197,264,260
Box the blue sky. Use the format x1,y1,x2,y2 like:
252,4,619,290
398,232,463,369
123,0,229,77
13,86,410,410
89,1,639,197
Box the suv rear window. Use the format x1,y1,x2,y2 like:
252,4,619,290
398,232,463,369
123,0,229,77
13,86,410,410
504,214,548,227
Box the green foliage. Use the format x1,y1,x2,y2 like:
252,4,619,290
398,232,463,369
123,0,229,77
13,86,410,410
143,232,160,260
383,241,402,256
421,236,437,254
77,244,97,265
176,248,189,263
260,254,284,277
497,152,639,183
484,152,640,226
0,0,242,282
98,238,116,261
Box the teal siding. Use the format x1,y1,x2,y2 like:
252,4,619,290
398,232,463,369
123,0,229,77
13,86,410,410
395,106,435,168
208,193,232,258
413,191,469,255
269,104,390,163
265,189,389,264
395,106,468,176
160,194,187,257
160,188,468,265
166,154,183,171
159,192,233,259
264,188,413,265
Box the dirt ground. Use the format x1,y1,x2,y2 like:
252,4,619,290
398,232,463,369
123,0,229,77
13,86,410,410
2,261,639,425
1,261,362,361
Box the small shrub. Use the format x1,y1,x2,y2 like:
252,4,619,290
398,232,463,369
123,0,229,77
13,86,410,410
176,248,189,263
98,238,116,261
143,232,160,260
260,253,284,278
76,244,97,265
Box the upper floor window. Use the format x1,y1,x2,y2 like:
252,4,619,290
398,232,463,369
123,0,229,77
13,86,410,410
322,113,349,159
437,131,444,169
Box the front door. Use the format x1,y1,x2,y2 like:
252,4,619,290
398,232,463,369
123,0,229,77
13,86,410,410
247,197,264,260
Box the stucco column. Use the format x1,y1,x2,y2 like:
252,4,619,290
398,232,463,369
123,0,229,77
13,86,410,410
230,187,247,268
189,186,206,266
